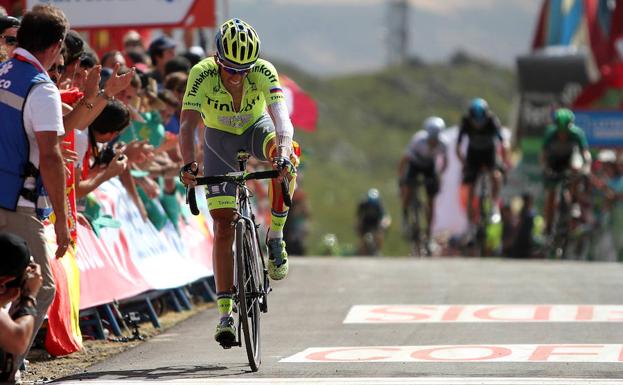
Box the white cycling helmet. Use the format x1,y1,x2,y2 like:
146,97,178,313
423,116,445,139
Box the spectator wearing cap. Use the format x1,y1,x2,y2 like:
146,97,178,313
0,6,71,381
0,232,43,382
148,35,176,86
0,15,19,61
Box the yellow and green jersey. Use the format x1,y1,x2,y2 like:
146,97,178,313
182,57,285,135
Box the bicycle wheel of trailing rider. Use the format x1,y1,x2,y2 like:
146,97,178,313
235,220,262,371
409,185,428,257
550,185,570,259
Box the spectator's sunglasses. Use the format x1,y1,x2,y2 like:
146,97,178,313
216,56,253,75
1,35,17,46
49,63,66,74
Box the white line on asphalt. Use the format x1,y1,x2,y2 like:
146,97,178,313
51,377,623,384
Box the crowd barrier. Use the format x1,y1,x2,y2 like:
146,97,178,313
42,178,215,356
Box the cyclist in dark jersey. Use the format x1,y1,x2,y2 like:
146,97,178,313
456,98,508,228
540,108,591,235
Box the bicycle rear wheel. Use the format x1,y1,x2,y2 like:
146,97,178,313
235,221,262,371
549,191,569,259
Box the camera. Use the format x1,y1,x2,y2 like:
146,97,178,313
98,141,126,166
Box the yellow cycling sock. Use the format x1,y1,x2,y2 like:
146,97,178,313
268,210,288,239
217,294,233,318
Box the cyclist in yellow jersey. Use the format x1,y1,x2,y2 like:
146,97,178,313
178,18,297,348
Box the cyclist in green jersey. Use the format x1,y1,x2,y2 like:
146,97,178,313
541,108,591,235
178,18,297,348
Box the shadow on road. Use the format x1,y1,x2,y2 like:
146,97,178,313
52,364,255,382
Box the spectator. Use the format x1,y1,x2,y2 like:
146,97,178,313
164,71,188,103
101,49,126,70
0,233,43,384
47,51,65,86
148,35,176,86
79,50,98,69
58,29,84,89
74,99,130,199
126,50,151,74
181,49,203,67
0,15,19,61
164,55,191,77
0,5,71,381
123,29,145,55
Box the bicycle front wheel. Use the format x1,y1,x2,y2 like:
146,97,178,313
235,221,262,372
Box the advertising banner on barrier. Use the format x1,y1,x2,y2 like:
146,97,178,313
25,0,215,29
94,179,213,290
76,219,150,310
574,110,623,147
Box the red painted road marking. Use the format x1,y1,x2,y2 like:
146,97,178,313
281,344,623,363
343,305,623,323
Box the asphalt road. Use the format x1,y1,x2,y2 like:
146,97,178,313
55,257,623,384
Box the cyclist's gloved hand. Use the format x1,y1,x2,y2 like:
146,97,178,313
273,156,297,179
179,161,198,186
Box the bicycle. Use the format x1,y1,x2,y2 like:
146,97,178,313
547,170,574,259
404,173,431,257
473,167,494,257
186,151,291,372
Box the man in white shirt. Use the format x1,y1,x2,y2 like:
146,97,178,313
0,5,70,383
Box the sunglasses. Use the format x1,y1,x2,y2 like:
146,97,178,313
216,57,252,75
1,35,16,46
49,63,66,74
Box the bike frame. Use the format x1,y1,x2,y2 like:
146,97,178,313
185,151,291,372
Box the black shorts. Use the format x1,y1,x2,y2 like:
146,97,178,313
463,147,497,184
546,155,572,173
544,155,572,188
404,162,439,196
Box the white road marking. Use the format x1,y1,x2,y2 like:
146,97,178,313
281,344,623,363
52,377,623,384
343,305,623,323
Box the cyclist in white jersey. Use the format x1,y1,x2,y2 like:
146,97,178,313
398,117,448,245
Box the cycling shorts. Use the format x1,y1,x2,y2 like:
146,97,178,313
203,114,275,210
544,154,572,189
404,161,439,196
463,147,497,184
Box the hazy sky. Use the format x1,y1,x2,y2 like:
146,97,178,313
226,0,543,76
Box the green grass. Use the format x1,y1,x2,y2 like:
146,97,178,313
284,57,516,256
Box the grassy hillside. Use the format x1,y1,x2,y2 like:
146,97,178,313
282,56,516,256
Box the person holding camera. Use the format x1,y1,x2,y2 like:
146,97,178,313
74,99,130,199
0,233,43,383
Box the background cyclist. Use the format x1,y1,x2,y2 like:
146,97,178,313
178,18,297,349
398,116,448,249
540,108,591,236
456,98,508,229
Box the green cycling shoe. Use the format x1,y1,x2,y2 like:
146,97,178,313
267,238,289,280
214,316,236,349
